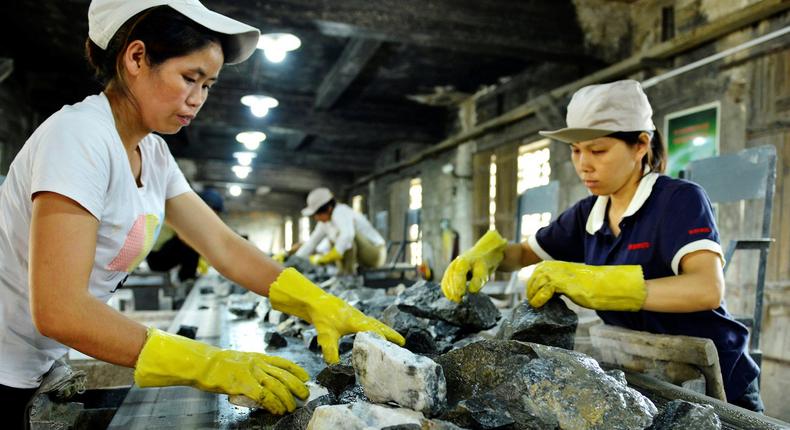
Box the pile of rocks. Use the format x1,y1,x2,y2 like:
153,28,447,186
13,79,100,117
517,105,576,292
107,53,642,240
249,278,721,429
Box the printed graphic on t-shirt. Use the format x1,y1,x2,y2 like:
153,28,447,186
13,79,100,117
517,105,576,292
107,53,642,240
107,214,160,272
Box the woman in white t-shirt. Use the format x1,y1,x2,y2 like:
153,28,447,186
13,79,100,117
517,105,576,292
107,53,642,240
0,1,404,426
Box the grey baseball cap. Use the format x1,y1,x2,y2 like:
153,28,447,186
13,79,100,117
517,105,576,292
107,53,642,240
539,80,656,143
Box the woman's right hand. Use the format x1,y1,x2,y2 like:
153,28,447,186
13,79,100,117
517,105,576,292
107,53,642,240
134,328,309,415
441,230,508,302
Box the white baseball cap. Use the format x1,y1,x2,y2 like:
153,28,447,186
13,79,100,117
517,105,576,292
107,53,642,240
539,80,656,143
88,0,260,64
302,188,334,216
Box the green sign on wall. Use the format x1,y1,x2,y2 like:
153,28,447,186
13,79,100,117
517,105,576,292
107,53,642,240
664,102,720,178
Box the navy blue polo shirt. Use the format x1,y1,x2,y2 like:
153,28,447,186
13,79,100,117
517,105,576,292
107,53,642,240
528,173,759,401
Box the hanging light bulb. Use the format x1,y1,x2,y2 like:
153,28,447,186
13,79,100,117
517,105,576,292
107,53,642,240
241,95,279,118
264,47,287,63
229,184,242,197
257,33,301,63
233,152,257,167
236,131,266,151
232,165,252,179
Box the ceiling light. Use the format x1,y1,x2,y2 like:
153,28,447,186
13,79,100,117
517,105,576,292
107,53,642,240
236,131,266,150
241,95,279,118
241,95,279,108
233,152,257,166
257,33,301,63
232,165,252,179
264,48,287,63
229,184,242,197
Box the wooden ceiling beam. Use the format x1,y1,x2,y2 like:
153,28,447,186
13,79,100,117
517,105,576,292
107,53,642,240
216,0,585,60
314,38,382,110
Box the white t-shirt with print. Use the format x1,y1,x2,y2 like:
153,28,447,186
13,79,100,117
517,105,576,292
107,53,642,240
0,93,191,388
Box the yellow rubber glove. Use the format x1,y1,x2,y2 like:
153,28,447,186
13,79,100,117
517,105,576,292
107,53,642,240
309,247,343,265
526,261,647,311
269,268,405,364
441,230,508,302
134,328,309,415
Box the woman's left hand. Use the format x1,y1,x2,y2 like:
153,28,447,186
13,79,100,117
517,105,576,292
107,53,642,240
526,261,647,311
268,268,405,364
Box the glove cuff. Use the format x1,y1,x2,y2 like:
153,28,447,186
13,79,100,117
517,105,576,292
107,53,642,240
606,265,647,311
134,328,218,388
269,268,322,323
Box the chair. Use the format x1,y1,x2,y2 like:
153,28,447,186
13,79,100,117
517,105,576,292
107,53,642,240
362,208,421,287
681,144,777,370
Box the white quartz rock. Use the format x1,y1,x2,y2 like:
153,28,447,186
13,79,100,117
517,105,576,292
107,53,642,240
306,402,424,430
352,331,447,415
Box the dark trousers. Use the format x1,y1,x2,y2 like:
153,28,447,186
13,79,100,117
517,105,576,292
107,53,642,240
0,383,37,430
146,236,199,282
732,377,765,413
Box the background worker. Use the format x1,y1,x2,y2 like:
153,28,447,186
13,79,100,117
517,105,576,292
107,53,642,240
0,1,403,427
441,80,763,412
146,188,224,282
295,187,387,275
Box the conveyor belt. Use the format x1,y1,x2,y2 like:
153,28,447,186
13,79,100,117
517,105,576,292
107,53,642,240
109,276,790,429
108,277,325,429
623,370,790,430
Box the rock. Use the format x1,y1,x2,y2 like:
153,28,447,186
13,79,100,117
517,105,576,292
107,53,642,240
421,419,468,430
441,392,517,429
176,325,198,339
338,384,369,404
397,281,500,330
648,400,721,430
496,297,577,350
285,255,313,273
355,294,398,320
338,335,355,355
274,394,335,430
307,402,425,430
381,304,429,334
404,329,439,355
228,298,258,319
302,328,321,352
353,332,447,416
265,331,288,348
436,340,656,430
316,364,356,397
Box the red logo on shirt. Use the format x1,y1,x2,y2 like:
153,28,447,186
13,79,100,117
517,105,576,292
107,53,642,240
688,227,711,235
627,242,651,250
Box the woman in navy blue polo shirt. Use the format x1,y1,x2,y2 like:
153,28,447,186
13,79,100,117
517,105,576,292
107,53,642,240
441,80,763,412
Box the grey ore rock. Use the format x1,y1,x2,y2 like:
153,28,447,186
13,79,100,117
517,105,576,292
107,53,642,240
316,364,356,397
436,340,657,430
264,331,288,348
273,394,336,430
397,280,500,330
648,400,721,430
496,297,577,350
338,384,369,404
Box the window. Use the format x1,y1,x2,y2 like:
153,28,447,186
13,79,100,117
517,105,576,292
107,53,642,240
283,217,293,251
352,194,364,213
489,154,497,230
409,178,422,210
516,139,552,279
408,178,422,265
298,216,311,243
516,140,552,241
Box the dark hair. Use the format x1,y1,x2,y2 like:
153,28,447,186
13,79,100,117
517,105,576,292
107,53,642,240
607,130,667,174
85,6,236,91
315,199,337,215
